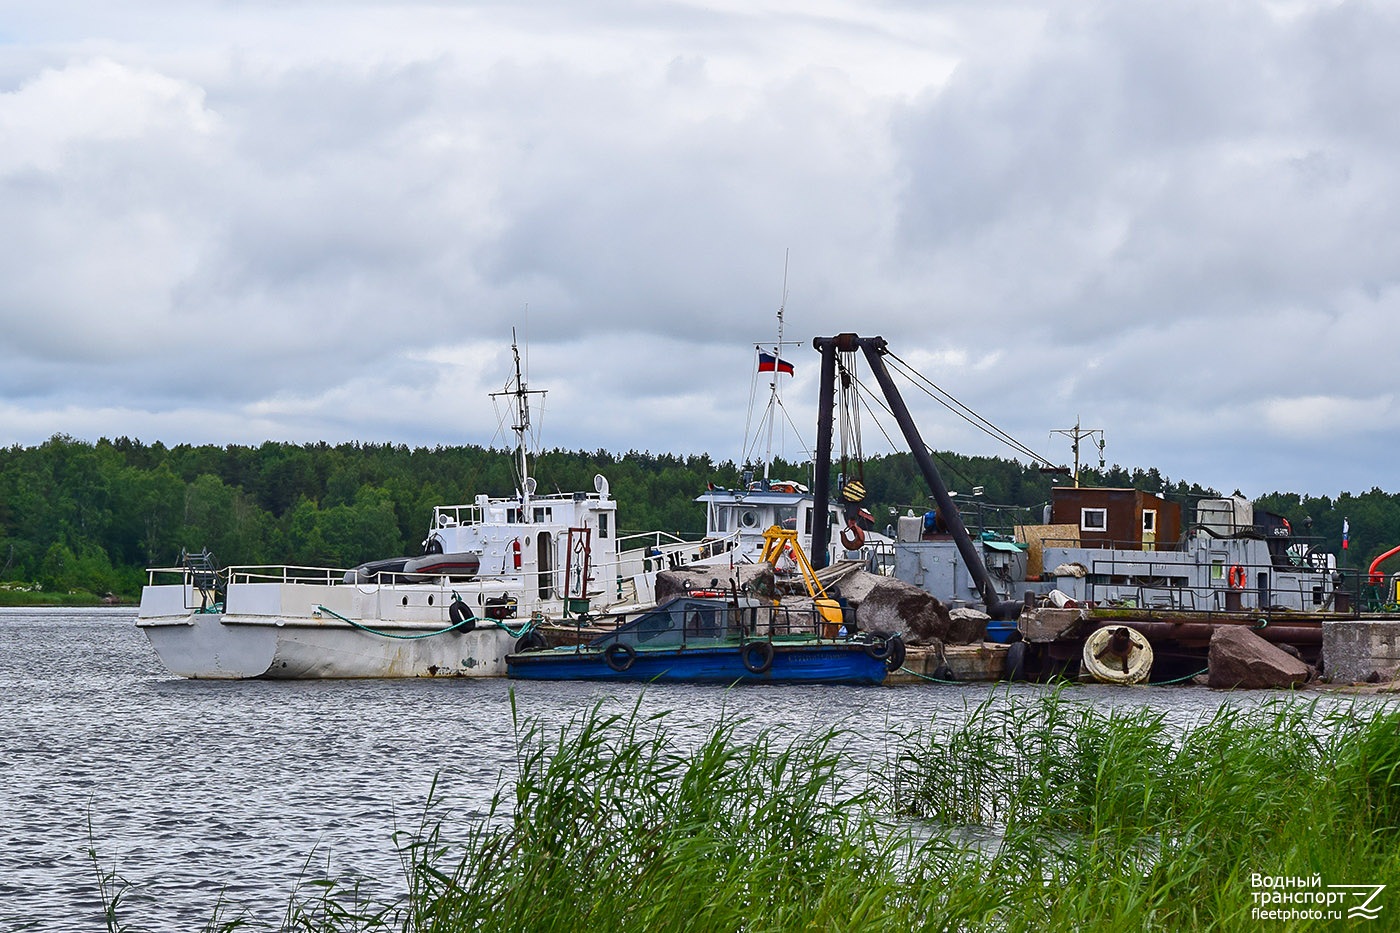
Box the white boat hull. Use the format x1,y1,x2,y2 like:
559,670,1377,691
139,612,515,679
138,577,531,679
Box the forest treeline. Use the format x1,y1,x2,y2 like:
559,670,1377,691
1,434,1395,598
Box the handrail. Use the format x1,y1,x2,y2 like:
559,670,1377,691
616,529,694,548
1073,555,1365,618
586,601,833,650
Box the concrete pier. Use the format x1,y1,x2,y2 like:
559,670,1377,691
1322,619,1400,684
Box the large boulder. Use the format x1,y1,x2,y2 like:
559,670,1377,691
947,608,989,645
811,568,955,646
849,577,952,646
655,563,777,605
1208,625,1312,689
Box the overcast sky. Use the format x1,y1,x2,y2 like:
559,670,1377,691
2,1,1397,498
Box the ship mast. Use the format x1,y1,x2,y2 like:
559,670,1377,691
762,253,789,483
492,330,547,511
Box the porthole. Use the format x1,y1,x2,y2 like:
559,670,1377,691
740,509,759,529
428,595,434,606
402,596,409,606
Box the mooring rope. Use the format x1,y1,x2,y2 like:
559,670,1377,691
894,666,963,685
492,615,540,639
894,665,1211,686
1148,667,1209,686
315,603,480,640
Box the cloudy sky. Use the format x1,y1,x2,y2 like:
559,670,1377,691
2,1,1397,498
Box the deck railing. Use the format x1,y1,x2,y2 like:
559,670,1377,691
1071,555,1366,617
587,601,840,650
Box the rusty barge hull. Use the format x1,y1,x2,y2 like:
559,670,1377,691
1021,606,1363,677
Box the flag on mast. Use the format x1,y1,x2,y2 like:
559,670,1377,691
758,351,794,376
1342,518,1350,550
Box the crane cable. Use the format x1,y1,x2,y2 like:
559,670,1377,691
882,351,1056,467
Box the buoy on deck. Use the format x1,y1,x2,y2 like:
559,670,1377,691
1082,625,1153,684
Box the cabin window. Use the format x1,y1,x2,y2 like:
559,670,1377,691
598,512,609,539
1080,508,1108,532
1142,510,1157,533
776,506,798,531
712,508,730,533
803,508,813,534
534,507,549,523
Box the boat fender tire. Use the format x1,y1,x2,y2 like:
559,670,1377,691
515,631,547,653
883,635,906,671
1005,640,1027,681
449,599,475,631
604,642,636,672
741,640,774,675
865,636,894,661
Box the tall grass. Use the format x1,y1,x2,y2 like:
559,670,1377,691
892,690,1400,930
97,691,1400,931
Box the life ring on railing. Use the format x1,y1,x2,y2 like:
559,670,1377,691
840,519,866,551
603,642,636,672
1228,565,1246,589
741,640,775,674
1081,626,1153,685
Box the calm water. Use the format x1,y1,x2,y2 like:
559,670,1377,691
2,607,1392,932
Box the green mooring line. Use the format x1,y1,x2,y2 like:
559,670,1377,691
895,666,962,685
314,603,537,640
894,665,1211,687
315,603,479,640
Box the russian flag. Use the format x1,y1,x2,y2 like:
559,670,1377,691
1343,517,1350,550
758,351,794,376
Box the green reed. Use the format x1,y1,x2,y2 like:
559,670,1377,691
892,689,1400,930
96,690,1400,932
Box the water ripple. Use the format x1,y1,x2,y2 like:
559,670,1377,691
1,606,1391,932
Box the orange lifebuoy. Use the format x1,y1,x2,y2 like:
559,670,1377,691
1227,565,1246,589
840,519,866,550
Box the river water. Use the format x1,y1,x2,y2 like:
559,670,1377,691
2,607,1393,932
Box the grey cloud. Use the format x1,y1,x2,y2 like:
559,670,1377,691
2,1,1399,496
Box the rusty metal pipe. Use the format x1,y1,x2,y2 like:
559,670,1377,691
1096,620,1322,645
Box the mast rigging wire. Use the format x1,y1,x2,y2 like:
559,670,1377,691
882,351,1056,467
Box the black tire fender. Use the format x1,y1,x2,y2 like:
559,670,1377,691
741,640,774,674
883,635,906,671
1005,640,1027,682
449,599,476,631
864,636,893,661
604,642,636,672
515,631,546,653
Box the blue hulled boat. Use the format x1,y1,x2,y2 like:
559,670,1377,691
506,595,904,685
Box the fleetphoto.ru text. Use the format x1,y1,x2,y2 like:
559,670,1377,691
1250,874,1385,923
